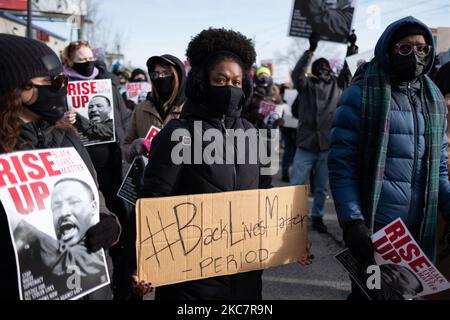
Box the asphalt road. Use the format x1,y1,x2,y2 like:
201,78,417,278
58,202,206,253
262,174,351,300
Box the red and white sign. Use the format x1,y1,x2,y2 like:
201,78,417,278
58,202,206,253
372,219,450,299
0,148,110,300
125,82,151,104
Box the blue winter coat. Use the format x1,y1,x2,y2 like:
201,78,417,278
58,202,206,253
328,16,450,229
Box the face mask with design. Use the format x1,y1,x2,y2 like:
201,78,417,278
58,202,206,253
72,61,95,77
25,85,68,124
205,85,245,117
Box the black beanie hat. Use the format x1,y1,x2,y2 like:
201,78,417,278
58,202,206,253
0,34,63,95
389,24,429,47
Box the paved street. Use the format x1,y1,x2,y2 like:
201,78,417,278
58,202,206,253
262,175,350,300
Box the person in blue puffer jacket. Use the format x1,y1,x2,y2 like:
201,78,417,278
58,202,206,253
328,16,450,300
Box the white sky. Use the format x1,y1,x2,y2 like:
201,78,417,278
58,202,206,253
35,0,450,73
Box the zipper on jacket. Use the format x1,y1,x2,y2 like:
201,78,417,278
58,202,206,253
407,82,419,218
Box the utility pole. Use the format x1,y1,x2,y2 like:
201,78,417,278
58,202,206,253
26,0,33,38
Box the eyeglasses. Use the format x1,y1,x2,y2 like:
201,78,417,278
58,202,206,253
395,43,432,57
150,70,173,80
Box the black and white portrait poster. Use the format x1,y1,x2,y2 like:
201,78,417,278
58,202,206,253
0,148,110,300
289,0,356,43
371,218,450,299
67,79,116,146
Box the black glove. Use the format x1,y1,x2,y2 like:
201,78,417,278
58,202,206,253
343,220,375,267
85,212,121,253
309,31,320,52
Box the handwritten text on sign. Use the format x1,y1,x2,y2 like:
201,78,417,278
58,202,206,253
136,186,309,286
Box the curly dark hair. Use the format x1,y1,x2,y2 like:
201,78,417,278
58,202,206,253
0,88,25,153
186,28,256,70
185,28,256,106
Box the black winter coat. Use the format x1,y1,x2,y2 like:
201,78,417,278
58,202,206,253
138,99,272,300
291,50,343,152
0,121,117,300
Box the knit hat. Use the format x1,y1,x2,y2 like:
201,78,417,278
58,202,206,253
0,34,63,95
389,24,429,47
256,66,271,78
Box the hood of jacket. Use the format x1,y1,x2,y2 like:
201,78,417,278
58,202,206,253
374,16,435,76
150,54,186,108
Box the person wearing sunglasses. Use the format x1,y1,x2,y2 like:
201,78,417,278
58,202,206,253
61,40,132,299
122,55,186,164
329,16,450,300
0,34,121,300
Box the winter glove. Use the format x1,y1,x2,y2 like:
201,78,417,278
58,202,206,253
343,220,375,267
126,138,152,162
85,212,121,253
308,31,320,52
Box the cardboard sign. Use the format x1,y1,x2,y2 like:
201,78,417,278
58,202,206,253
117,126,161,205
125,82,151,104
0,148,110,300
136,185,309,287
289,0,356,44
67,79,116,146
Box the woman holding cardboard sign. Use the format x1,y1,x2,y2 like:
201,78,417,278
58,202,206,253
131,28,313,300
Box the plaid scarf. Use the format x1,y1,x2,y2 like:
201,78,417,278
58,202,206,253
359,60,446,262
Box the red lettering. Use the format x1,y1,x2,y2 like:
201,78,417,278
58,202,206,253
30,181,49,211
398,243,420,261
385,220,406,243
10,156,27,183
90,82,98,94
68,81,98,95
39,152,61,177
373,235,392,254
22,154,46,180
9,185,34,215
392,233,412,250
410,256,431,273
67,82,76,95
0,158,18,187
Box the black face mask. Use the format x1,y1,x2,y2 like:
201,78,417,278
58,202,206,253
153,76,174,101
72,61,95,77
390,52,428,82
26,85,68,124
206,85,244,117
